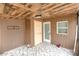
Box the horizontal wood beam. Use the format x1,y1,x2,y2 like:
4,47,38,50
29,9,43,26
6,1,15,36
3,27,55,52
9,3,29,10
10,3,41,12
10,10,18,16
44,3,66,12
53,5,78,15
53,9,76,17
19,12,33,19
42,4,55,10
12,11,32,19
13,11,27,18
50,4,76,13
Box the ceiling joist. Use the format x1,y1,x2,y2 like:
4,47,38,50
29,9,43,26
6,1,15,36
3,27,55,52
49,4,76,13
42,4,56,10
53,5,78,15
44,3,66,12
0,3,79,19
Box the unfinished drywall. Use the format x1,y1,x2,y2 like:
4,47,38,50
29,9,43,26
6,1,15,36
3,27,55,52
51,14,77,49
0,18,25,53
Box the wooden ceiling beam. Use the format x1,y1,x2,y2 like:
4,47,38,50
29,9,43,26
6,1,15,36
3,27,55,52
22,12,33,18
52,8,76,17
49,4,76,13
41,3,48,6
0,14,10,17
42,4,56,10
0,13,14,19
1,3,79,19
10,3,41,12
9,3,29,10
53,5,78,15
44,3,66,12
13,11,26,18
12,11,32,19
10,10,18,16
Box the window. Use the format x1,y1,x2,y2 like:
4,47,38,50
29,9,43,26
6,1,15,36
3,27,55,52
57,21,68,35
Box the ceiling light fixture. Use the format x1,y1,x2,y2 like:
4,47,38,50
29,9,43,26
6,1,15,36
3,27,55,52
34,4,43,18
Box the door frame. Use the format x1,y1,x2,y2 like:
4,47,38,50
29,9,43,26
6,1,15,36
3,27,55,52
43,21,51,43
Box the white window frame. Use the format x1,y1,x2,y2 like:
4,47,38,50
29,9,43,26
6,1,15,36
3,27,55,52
57,21,68,35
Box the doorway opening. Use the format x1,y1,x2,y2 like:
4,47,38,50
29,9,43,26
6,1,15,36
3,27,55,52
43,22,51,43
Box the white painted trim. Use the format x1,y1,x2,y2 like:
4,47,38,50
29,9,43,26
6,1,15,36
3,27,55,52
56,21,68,35
43,21,51,43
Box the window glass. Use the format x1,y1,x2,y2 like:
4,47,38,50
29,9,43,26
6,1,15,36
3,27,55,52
57,21,68,34
58,22,68,27
58,28,67,33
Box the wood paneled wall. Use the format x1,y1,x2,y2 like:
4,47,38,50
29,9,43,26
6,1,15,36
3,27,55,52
51,14,77,49
0,13,77,53
0,18,25,53
25,18,34,47
43,14,77,49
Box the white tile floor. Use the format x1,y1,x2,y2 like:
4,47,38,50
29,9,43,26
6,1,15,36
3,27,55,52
0,42,74,56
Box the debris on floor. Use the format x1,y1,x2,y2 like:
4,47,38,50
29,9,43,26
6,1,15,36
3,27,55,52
0,42,74,56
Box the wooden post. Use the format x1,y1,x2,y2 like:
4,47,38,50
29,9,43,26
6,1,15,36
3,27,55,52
74,11,79,55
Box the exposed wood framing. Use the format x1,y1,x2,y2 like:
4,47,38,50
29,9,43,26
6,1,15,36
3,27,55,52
52,4,78,14
42,4,56,10
44,3,66,12
0,3,79,19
